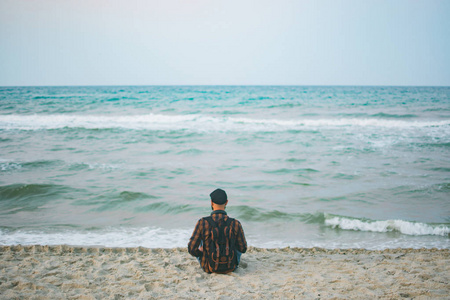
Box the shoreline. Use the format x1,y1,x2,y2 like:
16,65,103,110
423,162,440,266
1,244,449,252
1,246,449,299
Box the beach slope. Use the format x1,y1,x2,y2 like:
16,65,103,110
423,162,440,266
0,246,448,299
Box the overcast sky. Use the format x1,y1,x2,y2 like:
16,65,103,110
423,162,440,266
1,0,449,86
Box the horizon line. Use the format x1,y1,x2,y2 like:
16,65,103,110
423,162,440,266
1,84,450,88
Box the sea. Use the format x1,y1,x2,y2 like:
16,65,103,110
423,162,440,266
0,86,449,250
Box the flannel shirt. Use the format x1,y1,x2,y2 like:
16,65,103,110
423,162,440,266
188,210,247,273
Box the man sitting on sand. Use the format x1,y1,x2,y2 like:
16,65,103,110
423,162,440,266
188,188,247,273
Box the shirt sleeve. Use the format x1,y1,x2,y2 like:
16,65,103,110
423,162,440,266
188,219,203,257
234,220,247,253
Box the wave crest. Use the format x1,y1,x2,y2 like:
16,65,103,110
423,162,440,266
325,214,450,237
1,114,448,132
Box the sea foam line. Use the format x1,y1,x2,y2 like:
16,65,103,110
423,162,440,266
0,114,449,131
1,224,449,249
0,227,192,248
325,215,450,237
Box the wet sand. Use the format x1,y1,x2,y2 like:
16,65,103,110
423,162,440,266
0,246,448,299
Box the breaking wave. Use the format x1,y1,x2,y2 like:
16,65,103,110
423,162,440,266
1,114,448,132
325,214,450,237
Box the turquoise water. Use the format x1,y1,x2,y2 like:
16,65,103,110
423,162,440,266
0,86,449,249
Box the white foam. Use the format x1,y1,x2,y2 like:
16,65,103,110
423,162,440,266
85,163,120,170
0,114,448,132
0,158,22,171
0,227,192,248
2,226,448,250
325,216,450,237
249,236,449,250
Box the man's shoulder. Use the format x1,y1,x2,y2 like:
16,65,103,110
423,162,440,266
200,214,242,225
227,216,243,225
197,216,209,223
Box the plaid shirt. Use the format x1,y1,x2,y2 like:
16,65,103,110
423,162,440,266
188,210,247,273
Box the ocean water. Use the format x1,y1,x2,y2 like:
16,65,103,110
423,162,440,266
0,86,449,250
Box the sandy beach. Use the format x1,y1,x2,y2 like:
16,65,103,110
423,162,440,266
0,246,448,299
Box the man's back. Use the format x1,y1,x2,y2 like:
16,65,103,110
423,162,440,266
188,208,247,273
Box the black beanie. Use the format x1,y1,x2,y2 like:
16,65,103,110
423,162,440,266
210,188,227,205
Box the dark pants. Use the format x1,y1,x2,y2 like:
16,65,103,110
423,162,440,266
197,250,242,265
196,241,242,269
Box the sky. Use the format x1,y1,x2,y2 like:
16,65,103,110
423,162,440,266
1,0,449,86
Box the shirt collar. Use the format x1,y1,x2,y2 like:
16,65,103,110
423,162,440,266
211,210,227,216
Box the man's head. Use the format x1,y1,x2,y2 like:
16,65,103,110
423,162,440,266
210,188,228,210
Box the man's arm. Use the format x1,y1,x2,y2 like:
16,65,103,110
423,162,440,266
188,219,203,257
235,220,247,253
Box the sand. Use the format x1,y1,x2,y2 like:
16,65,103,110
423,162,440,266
0,246,448,299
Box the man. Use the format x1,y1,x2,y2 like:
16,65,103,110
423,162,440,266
188,188,247,273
